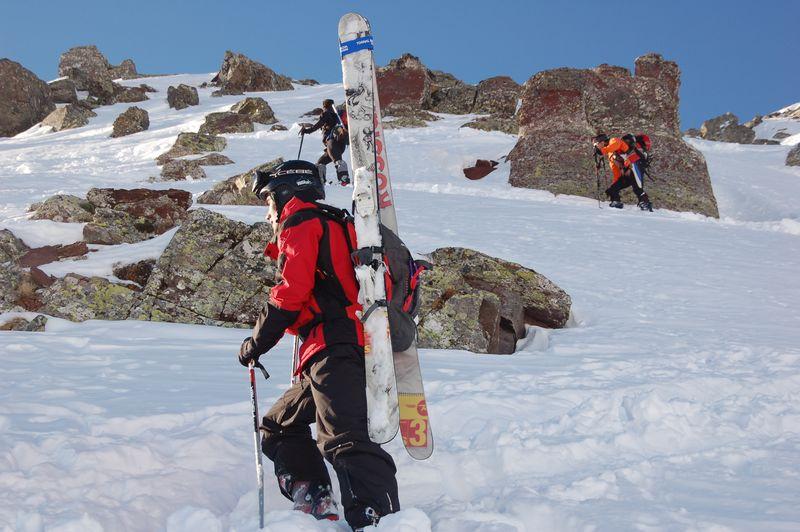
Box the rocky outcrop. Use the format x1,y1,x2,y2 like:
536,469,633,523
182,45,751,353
58,45,138,86
766,104,800,120
699,113,755,144
376,54,521,120
231,97,277,125
48,78,78,104
0,59,55,137
39,274,140,321
108,59,138,80
132,208,277,326
82,188,192,244
508,53,719,217
417,247,571,354
210,51,293,95
295,79,319,86
198,112,254,135
41,104,97,132
155,132,227,165
167,84,199,110
29,194,95,222
787,144,800,166
0,229,29,264
158,159,207,181
111,107,149,137
114,86,149,103
197,158,283,205
113,259,155,288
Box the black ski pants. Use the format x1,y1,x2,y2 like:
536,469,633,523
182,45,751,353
317,136,347,166
605,167,646,202
260,343,399,528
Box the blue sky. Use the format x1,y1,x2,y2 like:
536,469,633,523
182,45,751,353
2,0,797,128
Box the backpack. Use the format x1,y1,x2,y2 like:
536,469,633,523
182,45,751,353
622,133,652,170
307,203,430,352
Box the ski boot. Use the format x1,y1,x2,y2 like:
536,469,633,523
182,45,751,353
609,200,623,209
280,475,340,521
637,194,653,212
350,506,381,531
335,160,350,186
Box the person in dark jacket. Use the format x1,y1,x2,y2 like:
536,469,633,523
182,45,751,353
300,99,350,186
238,160,399,529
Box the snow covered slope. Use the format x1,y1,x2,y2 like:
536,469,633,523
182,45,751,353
2,76,800,531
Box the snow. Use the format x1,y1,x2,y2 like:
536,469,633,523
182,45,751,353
2,75,800,531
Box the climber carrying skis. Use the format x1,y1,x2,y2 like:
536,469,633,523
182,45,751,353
300,99,350,186
237,160,399,529
593,133,653,211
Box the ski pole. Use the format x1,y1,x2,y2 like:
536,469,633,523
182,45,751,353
248,361,269,529
297,132,305,159
593,152,602,209
290,335,300,385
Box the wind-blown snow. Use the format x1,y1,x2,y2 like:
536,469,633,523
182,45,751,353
1,75,799,531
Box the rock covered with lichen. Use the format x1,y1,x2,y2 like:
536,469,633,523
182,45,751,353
38,273,141,321
417,247,571,354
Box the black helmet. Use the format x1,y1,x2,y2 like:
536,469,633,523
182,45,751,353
593,133,609,144
252,160,325,214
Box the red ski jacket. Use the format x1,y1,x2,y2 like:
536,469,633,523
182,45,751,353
243,197,364,374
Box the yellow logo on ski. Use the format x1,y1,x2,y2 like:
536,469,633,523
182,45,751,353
399,393,429,448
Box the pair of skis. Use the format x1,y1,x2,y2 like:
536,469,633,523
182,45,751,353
339,13,433,460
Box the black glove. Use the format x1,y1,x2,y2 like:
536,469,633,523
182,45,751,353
299,127,309,135
238,336,258,367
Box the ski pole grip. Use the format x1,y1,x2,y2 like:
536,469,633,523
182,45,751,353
249,360,270,380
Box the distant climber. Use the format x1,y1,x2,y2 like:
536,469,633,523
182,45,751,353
593,133,653,211
300,99,350,186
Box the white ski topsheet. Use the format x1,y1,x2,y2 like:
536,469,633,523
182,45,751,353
1,74,800,531
340,12,399,443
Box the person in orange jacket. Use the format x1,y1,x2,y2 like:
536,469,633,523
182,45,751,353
593,133,652,211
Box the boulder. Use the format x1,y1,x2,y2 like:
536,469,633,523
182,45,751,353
195,153,235,166
428,70,477,114
417,247,572,354
155,132,227,165
210,51,294,94
83,187,192,244
18,242,89,268
473,76,520,118
0,59,55,137
270,124,288,131
58,46,112,88
113,259,155,288
41,104,97,132
29,194,95,223
0,229,29,264
377,54,432,109
0,315,47,332
295,79,319,86
461,116,518,135
158,159,207,181
111,106,149,138
508,53,719,217
197,158,283,205
132,208,277,326
39,273,140,321
167,84,200,110
699,113,755,144
114,85,149,103
787,144,800,166
231,97,277,125
752,139,780,146
743,115,763,129
139,84,157,93
0,266,50,312
773,131,791,140
198,112,254,135
108,58,138,80
48,78,78,104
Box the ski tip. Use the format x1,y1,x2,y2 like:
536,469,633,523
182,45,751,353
338,12,371,37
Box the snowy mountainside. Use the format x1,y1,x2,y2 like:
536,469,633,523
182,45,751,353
1,75,800,531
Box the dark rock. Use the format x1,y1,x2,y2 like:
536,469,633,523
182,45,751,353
39,273,140,321
211,51,294,94
787,144,800,166
111,106,149,137
41,104,97,131
0,265,38,312
29,194,95,222
139,83,157,93
167,84,199,110
743,115,763,129
108,58,138,80
113,259,155,288
0,229,29,264
417,247,572,354
132,208,277,326
699,113,755,144
302,108,323,117
29,267,55,288
473,76,520,118
383,103,438,121
231,97,277,125
83,187,192,244
48,78,78,104
428,70,477,114
461,116,518,135
198,112,254,135
114,86,149,103
211,88,243,98
58,46,112,88
508,53,719,218
19,242,89,268
0,314,48,332
196,153,235,166
0,59,55,137
752,139,780,145
295,79,319,86
159,159,207,181
156,132,227,165
270,124,288,131
197,158,283,205
773,131,791,140
463,160,499,180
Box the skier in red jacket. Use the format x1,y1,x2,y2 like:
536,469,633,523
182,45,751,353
593,133,652,211
237,159,399,529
